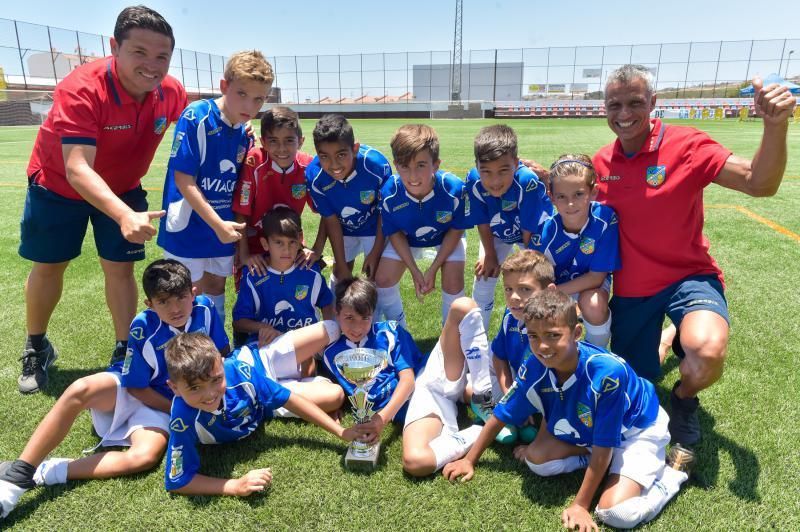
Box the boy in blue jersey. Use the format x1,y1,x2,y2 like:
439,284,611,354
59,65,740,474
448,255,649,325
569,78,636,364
0,260,229,518
322,278,494,476
163,327,356,496
529,154,620,347
322,278,427,428
233,207,334,348
444,290,693,530
476,250,556,445
158,51,274,321
306,114,392,285
375,124,471,327
466,125,553,331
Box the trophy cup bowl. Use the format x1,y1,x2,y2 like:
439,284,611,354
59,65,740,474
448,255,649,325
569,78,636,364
334,348,389,470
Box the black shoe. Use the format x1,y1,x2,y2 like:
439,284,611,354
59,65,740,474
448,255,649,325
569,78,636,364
109,344,127,367
668,382,701,446
18,342,58,394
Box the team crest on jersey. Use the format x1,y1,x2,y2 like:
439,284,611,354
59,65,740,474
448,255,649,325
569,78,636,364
436,211,453,224
292,184,307,199
237,145,246,164
646,165,666,187
154,116,167,135
295,285,309,300
239,181,251,206
360,190,375,205
121,348,134,375
499,382,518,404
601,376,620,393
579,237,595,255
577,402,593,428
170,131,185,158
170,418,189,433
502,200,517,212
129,327,144,341
246,154,256,167
169,445,184,480
238,362,252,380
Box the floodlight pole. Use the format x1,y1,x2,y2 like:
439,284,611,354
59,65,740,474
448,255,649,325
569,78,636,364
450,0,463,102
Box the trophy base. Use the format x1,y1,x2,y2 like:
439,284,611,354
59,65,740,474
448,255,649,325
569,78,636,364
344,442,381,471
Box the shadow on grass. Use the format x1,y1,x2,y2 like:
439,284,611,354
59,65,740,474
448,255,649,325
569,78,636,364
692,409,761,502
39,366,108,399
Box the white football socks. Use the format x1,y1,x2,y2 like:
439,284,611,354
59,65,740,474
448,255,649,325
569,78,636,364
471,277,498,332
441,289,465,326
459,307,492,394
33,458,72,486
525,454,589,476
583,312,612,347
430,425,483,471
595,467,688,528
376,284,407,328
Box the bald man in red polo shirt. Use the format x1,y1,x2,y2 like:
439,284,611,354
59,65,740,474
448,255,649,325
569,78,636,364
17,6,187,393
592,64,795,446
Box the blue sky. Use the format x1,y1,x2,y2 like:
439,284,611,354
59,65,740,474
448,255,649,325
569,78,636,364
0,0,797,58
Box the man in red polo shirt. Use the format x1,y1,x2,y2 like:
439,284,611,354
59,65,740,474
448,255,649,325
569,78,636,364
18,6,187,393
593,64,795,446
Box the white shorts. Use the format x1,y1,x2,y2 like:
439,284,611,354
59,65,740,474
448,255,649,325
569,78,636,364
382,236,467,263
606,406,670,489
163,251,234,282
273,376,333,418
257,333,302,380
343,235,377,263
90,372,170,448
404,341,467,434
570,276,612,301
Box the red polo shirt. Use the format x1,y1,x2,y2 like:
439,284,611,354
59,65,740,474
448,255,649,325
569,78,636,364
232,146,314,254
593,119,731,297
27,57,187,200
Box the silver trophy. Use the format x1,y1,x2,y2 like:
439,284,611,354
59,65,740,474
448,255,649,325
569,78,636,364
334,348,389,470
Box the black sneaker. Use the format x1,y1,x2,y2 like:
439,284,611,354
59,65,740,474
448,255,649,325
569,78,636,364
18,342,58,394
109,344,127,367
668,382,701,446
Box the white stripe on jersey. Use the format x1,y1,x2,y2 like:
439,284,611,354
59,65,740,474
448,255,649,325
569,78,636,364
196,112,209,167
142,324,162,382
245,275,262,317
523,370,548,414
309,167,326,197
360,147,385,181
310,272,322,306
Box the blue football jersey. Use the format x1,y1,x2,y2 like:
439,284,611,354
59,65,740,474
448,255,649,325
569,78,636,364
381,170,470,248
158,99,250,258
465,163,553,243
118,295,229,400
493,342,660,448
322,321,427,415
164,347,291,491
491,309,530,376
306,144,392,237
232,262,333,343
529,202,620,285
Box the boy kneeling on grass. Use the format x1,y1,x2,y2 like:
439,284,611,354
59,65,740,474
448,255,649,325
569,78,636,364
163,324,359,496
443,289,694,531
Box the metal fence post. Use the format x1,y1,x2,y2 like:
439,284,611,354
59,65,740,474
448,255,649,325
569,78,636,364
46,25,58,83
778,38,787,79
14,21,28,89
745,40,754,84
712,40,722,97
179,49,186,90
571,46,577,100
295,55,300,104
208,54,214,94
360,53,364,103
492,49,498,102
194,51,200,94
682,42,693,97
655,43,662,93
338,54,341,102
383,52,386,102
429,50,433,101
316,55,320,103
75,30,84,64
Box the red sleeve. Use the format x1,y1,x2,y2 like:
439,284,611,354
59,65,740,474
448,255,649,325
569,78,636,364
687,130,732,188
171,82,189,121
52,83,101,143
232,152,258,216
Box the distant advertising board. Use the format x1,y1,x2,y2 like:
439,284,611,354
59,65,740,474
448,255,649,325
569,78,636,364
583,68,602,78
547,84,566,93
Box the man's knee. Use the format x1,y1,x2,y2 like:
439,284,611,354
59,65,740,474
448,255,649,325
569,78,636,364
680,322,728,365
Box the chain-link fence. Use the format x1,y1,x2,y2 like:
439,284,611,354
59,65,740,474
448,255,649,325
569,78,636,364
0,17,225,94
0,16,797,104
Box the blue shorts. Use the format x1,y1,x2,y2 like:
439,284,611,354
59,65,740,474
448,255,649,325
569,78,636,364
609,274,729,382
19,181,148,263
